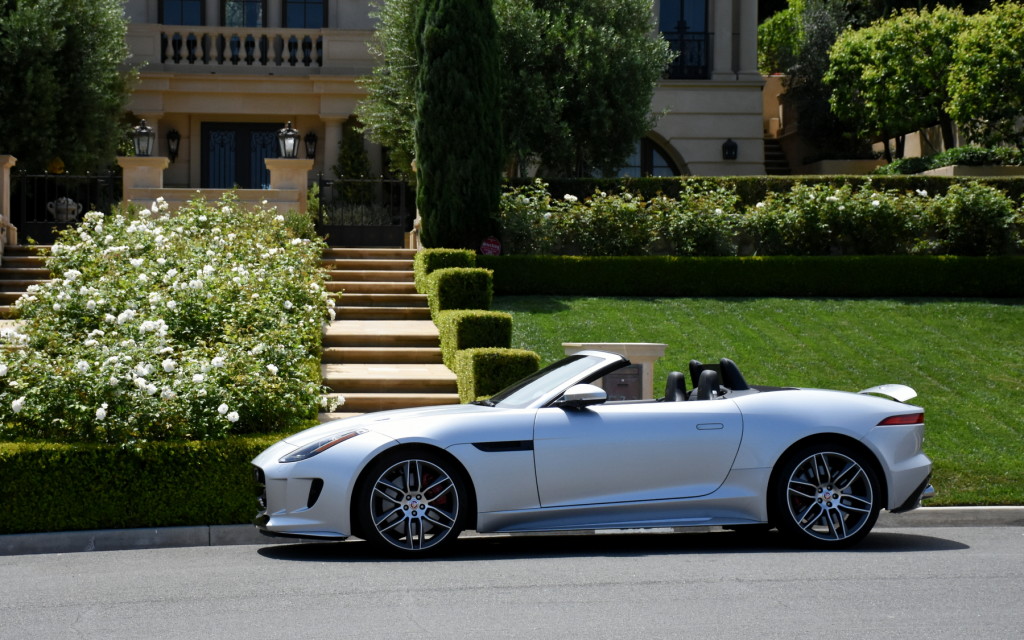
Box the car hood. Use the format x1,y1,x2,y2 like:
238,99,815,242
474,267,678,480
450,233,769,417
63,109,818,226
282,403,494,446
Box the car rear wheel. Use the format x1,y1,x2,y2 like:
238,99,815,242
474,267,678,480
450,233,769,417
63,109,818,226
772,444,881,548
356,450,465,555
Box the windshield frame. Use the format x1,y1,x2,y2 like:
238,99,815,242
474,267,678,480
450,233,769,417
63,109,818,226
487,350,630,410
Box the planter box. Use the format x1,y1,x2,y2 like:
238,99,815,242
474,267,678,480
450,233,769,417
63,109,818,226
921,165,1024,177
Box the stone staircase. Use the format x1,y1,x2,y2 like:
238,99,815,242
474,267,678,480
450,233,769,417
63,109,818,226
764,138,791,175
321,247,458,420
0,246,48,318
0,245,459,420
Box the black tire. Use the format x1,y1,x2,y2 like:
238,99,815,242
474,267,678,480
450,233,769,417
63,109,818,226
355,449,466,555
771,443,881,549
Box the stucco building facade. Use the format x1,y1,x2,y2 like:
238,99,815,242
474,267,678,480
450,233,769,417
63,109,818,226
122,0,764,188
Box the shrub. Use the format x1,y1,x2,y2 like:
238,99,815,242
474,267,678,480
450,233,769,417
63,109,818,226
0,194,336,443
426,267,494,316
454,348,540,403
654,180,742,256
0,436,281,534
413,248,476,293
434,310,512,368
478,254,1024,298
927,182,1018,255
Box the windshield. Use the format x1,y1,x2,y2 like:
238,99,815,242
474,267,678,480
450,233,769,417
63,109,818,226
488,354,611,409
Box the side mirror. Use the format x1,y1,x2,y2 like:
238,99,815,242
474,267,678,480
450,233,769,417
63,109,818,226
556,384,607,410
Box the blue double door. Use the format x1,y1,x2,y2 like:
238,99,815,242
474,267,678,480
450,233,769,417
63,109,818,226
202,123,280,189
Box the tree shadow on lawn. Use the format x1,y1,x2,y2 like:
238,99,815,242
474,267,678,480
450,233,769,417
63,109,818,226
257,528,968,564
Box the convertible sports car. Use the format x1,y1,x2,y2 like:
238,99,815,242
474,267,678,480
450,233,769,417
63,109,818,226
252,350,934,555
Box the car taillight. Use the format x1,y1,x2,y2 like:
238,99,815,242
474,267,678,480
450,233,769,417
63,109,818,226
878,413,924,426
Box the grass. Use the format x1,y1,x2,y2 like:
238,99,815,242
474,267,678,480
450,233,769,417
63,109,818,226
492,296,1024,506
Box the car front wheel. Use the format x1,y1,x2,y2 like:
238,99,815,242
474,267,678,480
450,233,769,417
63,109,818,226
356,450,465,555
772,444,881,548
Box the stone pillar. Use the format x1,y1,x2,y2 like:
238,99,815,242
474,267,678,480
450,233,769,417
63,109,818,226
0,155,18,253
712,0,735,81
118,156,170,192
562,343,669,400
736,0,761,82
322,117,344,174
265,158,314,213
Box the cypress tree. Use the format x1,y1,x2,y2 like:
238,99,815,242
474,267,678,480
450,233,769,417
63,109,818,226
414,0,503,249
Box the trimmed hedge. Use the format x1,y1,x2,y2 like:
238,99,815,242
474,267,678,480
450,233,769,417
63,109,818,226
426,267,494,316
413,248,476,293
454,348,541,403
479,254,1024,298
511,175,1024,206
0,435,282,535
434,309,512,368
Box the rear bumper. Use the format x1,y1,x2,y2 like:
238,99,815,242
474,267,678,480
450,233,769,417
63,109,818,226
891,475,936,514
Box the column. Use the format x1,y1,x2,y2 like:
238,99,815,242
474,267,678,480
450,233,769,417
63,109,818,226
117,156,170,206
321,117,344,176
265,158,315,213
712,0,735,81
736,0,761,81
0,155,17,251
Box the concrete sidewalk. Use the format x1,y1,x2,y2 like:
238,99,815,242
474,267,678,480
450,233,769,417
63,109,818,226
3,507,1022,556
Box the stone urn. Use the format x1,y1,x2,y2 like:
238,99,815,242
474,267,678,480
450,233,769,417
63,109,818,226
47,197,82,222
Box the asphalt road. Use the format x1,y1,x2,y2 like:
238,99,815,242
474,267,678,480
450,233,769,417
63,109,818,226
1,526,1021,640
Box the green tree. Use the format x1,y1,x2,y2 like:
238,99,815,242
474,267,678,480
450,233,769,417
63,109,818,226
495,0,673,177
0,0,133,173
358,0,672,179
826,6,967,158
948,1,1024,148
415,0,503,249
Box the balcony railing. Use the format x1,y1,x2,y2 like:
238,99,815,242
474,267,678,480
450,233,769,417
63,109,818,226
663,30,711,80
126,24,374,75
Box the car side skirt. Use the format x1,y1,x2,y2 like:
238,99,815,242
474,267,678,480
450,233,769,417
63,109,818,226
477,468,771,534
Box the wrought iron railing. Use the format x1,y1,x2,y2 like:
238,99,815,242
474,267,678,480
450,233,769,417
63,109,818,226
317,177,413,228
10,174,121,239
663,30,711,80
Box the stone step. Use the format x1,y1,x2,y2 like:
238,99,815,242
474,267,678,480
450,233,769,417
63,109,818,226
323,320,440,349
0,279,46,291
327,281,418,294
327,269,414,283
0,268,49,280
322,258,414,272
322,363,456,394
1,256,47,268
334,392,459,413
337,306,431,320
322,346,443,365
0,292,26,304
323,248,416,260
340,292,427,308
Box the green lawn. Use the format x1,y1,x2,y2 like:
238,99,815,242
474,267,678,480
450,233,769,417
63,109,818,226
493,296,1024,506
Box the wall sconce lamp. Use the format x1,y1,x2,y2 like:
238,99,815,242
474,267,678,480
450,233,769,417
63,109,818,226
166,129,181,163
277,121,300,159
722,138,738,161
132,119,156,157
304,131,318,159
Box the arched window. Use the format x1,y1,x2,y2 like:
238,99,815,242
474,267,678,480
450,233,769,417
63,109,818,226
614,138,682,177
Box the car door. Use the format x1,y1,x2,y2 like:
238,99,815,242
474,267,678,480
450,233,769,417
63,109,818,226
533,400,743,508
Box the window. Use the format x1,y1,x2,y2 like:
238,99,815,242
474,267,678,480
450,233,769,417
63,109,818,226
224,0,265,27
613,139,681,178
162,0,204,25
659,0,710,79
285,0,326,29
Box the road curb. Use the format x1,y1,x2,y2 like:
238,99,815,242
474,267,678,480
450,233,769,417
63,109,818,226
2,507,1022,556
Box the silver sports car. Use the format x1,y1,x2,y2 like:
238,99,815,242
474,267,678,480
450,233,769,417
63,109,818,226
252,350,935,554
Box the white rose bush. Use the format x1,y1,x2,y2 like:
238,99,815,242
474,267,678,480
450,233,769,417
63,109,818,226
0,194,336,443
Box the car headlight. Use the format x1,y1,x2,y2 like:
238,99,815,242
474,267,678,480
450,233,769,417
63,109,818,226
279,430,366,463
